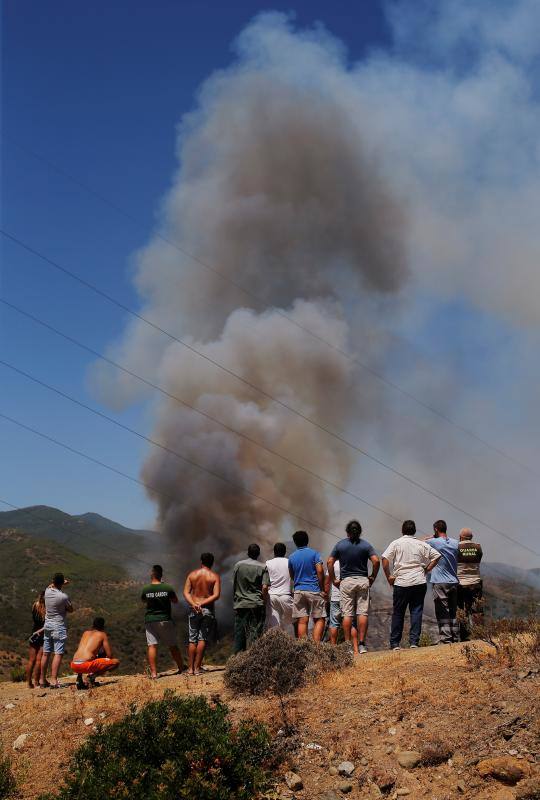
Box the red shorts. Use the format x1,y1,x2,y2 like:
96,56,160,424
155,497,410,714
70,657,119,675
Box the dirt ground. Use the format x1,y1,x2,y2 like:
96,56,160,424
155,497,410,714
1,643,538,799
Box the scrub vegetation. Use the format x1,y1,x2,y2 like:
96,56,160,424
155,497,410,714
39,692,272,800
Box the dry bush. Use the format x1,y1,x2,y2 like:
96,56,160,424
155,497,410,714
420,738,453,766
462,643,484,669
224,629,352,698
472,615,540,667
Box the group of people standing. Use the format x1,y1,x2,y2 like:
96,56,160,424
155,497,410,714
230,519,483,653
26,519,483,687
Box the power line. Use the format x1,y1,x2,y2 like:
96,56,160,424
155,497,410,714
4,135,534,476
6,301,540,565
2,230,538,557
0,410,343,540
2,359,539,559
0,500,534,613
0,298,404,527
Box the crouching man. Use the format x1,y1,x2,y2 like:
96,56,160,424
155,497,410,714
70,617,119,689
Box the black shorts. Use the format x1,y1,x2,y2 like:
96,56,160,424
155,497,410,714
29,631,44,649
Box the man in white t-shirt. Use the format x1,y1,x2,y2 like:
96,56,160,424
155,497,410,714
381,520,440,650
265,543,294,634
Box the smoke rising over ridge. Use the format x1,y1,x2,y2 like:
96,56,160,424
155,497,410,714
94,4,540,568
93,13,410,567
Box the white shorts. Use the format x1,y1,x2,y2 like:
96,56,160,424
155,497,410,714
145,620,177,647
266,594,294,631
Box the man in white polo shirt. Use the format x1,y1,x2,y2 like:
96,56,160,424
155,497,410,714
382,520,441,650
265,542,294,634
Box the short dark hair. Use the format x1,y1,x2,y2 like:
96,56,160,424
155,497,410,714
200,552,214,568
92,617,105,631
402,520,416,536
53,572,65,588
345,519,362,543
293,530,309,548
433,520,447,535
151,564,163,580
273,542,286,557
247,543,260,560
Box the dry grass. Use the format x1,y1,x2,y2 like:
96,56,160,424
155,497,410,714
1,644,539,799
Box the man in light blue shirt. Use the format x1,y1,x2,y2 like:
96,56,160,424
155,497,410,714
425,520,459,644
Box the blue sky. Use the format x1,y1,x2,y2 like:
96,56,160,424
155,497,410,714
0,0,385,525
1,2,390,527
2,1,539,567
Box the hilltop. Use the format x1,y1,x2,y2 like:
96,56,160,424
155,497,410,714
1,641,538,800
2,505,540,678
0,506,162,576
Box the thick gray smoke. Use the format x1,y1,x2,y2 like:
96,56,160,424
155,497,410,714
92,14,408,569
94,4,540,570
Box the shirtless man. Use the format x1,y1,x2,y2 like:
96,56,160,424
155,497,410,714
70,617,119,690
183,553,221,675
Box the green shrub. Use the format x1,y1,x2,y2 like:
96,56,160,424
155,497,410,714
0,748,16,799
224,628,353,698
40,692,271,800
10,665,25,683
418,632,433,647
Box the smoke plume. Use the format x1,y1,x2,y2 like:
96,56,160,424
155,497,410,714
94,4,540,570
92,13,408,568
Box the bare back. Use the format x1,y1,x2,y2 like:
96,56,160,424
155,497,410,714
73,629,109,661
187,568,219,606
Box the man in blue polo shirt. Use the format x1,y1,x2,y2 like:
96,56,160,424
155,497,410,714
288,530,326,641
425,520,459,644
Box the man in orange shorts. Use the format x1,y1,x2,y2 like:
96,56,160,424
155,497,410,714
70,617,119,690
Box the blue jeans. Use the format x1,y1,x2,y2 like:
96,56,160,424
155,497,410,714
390,583,427,648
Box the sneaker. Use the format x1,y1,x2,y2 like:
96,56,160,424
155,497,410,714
358,645,368,654
392,646,401,651
410,644,419,649
76,675,87,691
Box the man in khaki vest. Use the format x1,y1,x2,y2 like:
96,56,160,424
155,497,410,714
457,528,484,641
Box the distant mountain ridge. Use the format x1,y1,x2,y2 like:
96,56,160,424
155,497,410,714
2,505,540,590
483,561,540,592
0,505,162,576
76,511,154,538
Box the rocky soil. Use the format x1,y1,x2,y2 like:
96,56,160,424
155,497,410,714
1,642,538,799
